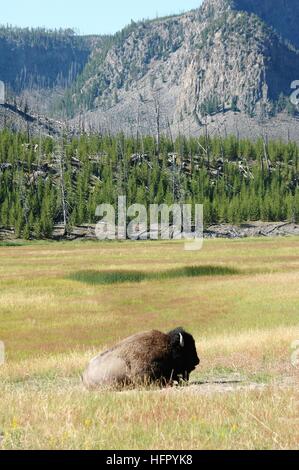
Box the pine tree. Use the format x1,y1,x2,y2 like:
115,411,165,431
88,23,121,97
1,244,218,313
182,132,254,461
0,129,298,238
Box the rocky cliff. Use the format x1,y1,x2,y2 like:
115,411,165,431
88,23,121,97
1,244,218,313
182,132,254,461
63,0,299,139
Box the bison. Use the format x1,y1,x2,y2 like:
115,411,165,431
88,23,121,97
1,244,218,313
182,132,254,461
82,327,200,389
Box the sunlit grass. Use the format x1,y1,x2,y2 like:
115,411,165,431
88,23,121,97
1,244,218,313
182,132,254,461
0,237,298,449
0,383,297,450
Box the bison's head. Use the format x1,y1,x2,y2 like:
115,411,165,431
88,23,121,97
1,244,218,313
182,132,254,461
168,327,200,381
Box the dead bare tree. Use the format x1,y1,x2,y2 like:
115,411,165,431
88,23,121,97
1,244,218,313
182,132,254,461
54,136,68,235
166,116,174,150
136,100,141,151
154,94,161,156
204,115,211,171
262,133,271,178
150,87,163,157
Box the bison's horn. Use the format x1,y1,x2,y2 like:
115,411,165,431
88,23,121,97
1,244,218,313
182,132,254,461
179,333,184,348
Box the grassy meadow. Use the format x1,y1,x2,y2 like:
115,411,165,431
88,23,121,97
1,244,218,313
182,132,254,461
0,237,298,449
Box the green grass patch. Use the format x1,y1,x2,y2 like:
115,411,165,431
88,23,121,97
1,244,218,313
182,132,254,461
0,241,27,247
68,265,240,285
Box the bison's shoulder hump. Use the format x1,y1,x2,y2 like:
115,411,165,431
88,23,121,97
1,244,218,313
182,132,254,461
116,330,169,358
118,330,166,345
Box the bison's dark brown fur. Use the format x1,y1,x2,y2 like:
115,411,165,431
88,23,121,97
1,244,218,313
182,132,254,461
82,327,200,389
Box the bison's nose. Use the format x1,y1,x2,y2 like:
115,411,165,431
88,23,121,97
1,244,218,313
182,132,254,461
195,357,200,366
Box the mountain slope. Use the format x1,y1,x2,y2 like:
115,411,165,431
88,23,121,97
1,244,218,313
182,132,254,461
60,0,299,139
232,0,299,49
0,27,111,117
0,27,94,92
0,104,65,137
1,0,299,139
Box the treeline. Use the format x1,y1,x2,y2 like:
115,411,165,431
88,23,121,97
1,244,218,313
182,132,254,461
0,26,92,94
0,25,80,48
0,129,298,239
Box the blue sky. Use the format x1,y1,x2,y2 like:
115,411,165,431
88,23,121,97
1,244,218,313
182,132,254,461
1,0,203,35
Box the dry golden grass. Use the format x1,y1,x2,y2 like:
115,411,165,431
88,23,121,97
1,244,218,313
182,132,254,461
0,237,298,449
0,383,298,450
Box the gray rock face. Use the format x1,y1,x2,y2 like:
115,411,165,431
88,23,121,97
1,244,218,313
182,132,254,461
204,222,299,239
2,222,298,241
69,0,299,140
